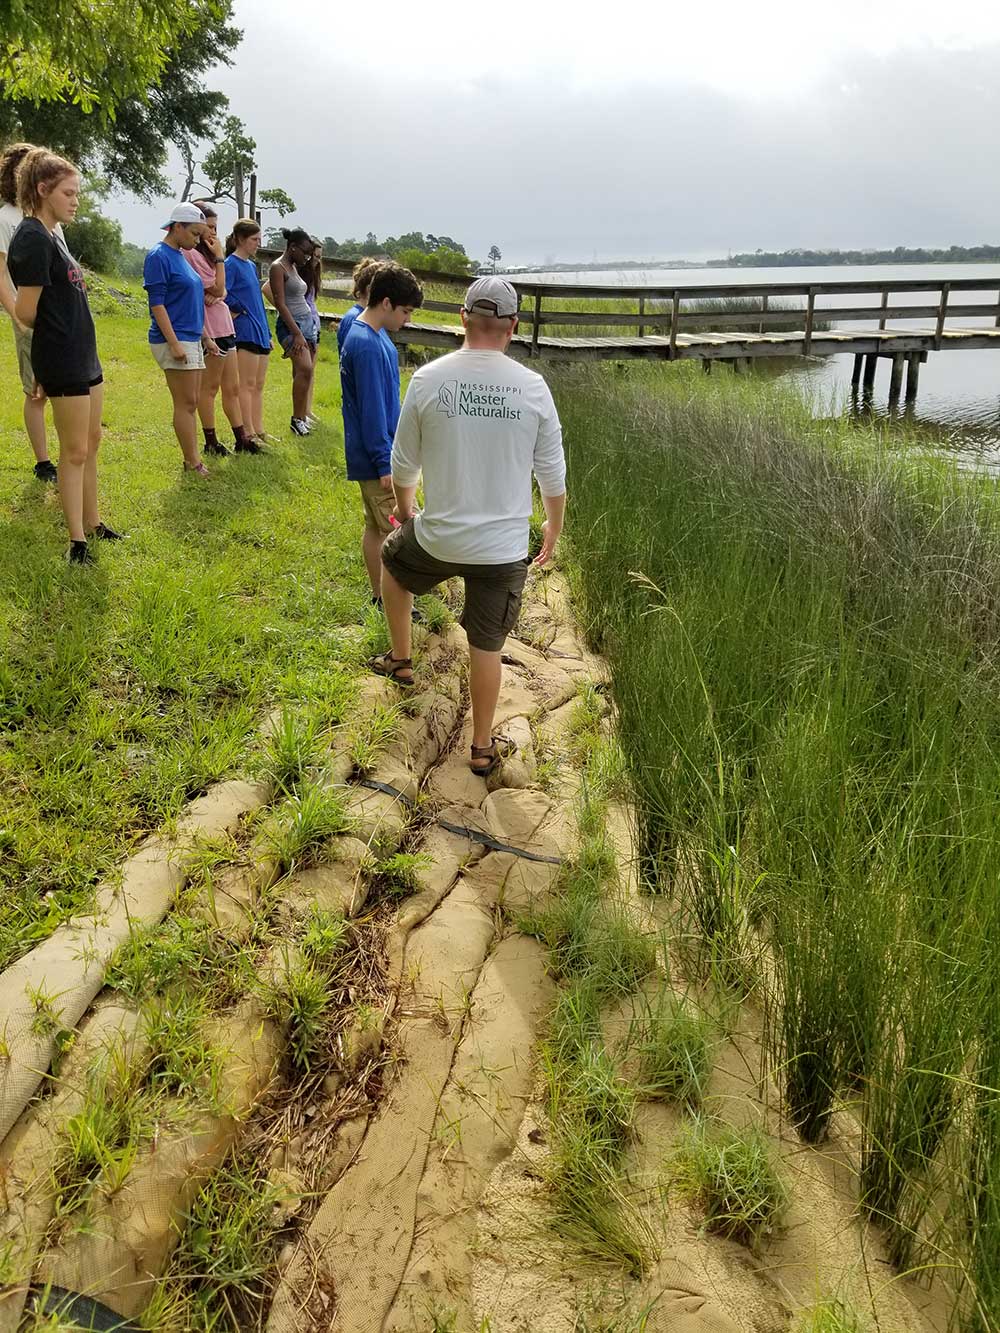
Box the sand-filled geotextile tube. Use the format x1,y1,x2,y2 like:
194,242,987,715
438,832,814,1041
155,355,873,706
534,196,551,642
0,627,485,1326
0,780,267,1147
0,571,622,1332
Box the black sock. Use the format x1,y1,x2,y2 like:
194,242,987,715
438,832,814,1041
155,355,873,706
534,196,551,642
233,424,248,446
203,426,218,447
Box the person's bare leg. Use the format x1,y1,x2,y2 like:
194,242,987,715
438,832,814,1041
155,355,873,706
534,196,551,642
469,646,503,752
290,346,312,420
219,353,243,433
165,370,203,467
253,357,268,437
305,344,317,417
363,526,386,597
198,353,224,430
81,383,103,530
381,566,414,677
50,395,90,541
237,349,256,437
24,393,51,464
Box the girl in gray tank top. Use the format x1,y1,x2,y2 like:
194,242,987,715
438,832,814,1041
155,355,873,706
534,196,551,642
269,227,320,435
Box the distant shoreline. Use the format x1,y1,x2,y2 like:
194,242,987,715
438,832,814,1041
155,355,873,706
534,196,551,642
502,251,1000,275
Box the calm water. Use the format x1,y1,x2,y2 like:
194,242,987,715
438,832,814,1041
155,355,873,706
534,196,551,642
512,263,1000,466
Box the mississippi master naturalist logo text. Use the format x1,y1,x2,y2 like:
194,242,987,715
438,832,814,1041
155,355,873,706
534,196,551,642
436,380,524,420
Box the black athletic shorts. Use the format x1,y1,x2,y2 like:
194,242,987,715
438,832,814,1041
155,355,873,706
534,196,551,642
42,373,104,398
235,340,271,355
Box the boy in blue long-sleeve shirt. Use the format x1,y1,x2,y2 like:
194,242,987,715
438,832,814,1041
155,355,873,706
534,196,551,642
340,262,423,603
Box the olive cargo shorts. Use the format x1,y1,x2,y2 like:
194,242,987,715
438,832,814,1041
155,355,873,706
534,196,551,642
381,519,530,652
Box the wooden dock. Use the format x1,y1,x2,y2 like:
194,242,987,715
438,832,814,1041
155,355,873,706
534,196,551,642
257,251,1000,404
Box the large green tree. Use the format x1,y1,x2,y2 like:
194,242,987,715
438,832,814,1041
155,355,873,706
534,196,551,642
0,0,229,112
0,10,242,199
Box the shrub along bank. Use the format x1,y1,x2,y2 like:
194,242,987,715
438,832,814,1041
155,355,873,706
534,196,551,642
554,361,1000,1330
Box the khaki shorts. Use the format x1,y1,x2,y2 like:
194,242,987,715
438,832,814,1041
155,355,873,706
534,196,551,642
151,340,205,371
382,519,530,652
358,478,396,537
13,322,35,396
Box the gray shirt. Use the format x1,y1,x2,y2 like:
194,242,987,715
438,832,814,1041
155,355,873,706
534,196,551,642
269,259,311,324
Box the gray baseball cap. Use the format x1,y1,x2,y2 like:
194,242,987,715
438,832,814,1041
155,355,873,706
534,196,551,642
463,276,519,318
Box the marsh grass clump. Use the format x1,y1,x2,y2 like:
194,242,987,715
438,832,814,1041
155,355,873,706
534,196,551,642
263,953,332,1073
544,1037,652,1275
149,1156,284,1332
298,905,347,965
672,1118,788,1248
523,837,654,999
107,913,250,1010
634,992,714,1107
369,850,432,900
142,994,223,1105
263,781,352,873
792,1300,869,1333
261,708,323,795
53,1054,155,1217
348,701,402,776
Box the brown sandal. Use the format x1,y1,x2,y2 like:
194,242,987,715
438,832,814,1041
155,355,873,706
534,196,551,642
369,652,415,687
470,734,517,778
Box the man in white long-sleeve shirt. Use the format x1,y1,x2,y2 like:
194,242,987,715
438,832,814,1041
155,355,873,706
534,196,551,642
370,276,567,778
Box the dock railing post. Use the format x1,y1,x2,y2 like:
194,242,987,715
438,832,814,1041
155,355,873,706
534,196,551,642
638,295,645,339
878,287,889,332
803,288,816,357
758,293,769,336
995,287,1000,329
935,282,951,350
669,290,680,359
851,353,864,388
863,353,878,392
531,291,541,359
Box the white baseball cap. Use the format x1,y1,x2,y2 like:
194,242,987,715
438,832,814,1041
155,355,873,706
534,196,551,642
463,276,519,318
161,202,206,229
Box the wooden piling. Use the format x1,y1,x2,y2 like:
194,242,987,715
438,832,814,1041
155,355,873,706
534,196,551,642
637,296,646,339
888,352,905,400
862,354,878,391
702,359,712,374
905,351,921,401
531,292,541,358
851,354,863,387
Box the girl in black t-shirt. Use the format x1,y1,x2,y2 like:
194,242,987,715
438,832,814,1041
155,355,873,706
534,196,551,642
8,149,121,564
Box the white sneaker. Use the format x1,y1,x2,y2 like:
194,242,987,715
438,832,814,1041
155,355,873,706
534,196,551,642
290,417,311,436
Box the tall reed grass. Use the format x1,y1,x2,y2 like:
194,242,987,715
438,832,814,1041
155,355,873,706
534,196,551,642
555,361,1000,1326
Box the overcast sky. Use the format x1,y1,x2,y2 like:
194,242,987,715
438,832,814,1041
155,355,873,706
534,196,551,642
111,0,1000,265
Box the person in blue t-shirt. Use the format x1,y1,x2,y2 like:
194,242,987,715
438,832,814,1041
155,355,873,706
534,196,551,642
340,262,423,605
144,202,212,476
224,219,272,447
337,256,381,357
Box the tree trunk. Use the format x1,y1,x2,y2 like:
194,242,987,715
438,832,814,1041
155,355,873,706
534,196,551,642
233,160,245,217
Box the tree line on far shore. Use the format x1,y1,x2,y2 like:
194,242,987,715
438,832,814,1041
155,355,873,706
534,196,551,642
721,244,1000,267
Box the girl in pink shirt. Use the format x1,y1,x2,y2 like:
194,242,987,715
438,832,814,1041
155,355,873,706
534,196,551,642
185,202,257,455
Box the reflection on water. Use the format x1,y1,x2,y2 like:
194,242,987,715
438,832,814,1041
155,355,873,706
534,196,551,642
789,351,1000,471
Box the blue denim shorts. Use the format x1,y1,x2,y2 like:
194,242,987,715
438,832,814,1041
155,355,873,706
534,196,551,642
275,314,319,350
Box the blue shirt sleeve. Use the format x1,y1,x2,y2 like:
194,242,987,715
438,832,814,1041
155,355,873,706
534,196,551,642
224,257,250,316
353,339,393,476
143,249,168,308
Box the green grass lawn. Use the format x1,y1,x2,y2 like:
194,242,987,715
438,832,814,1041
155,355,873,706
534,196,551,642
0,305,390,971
